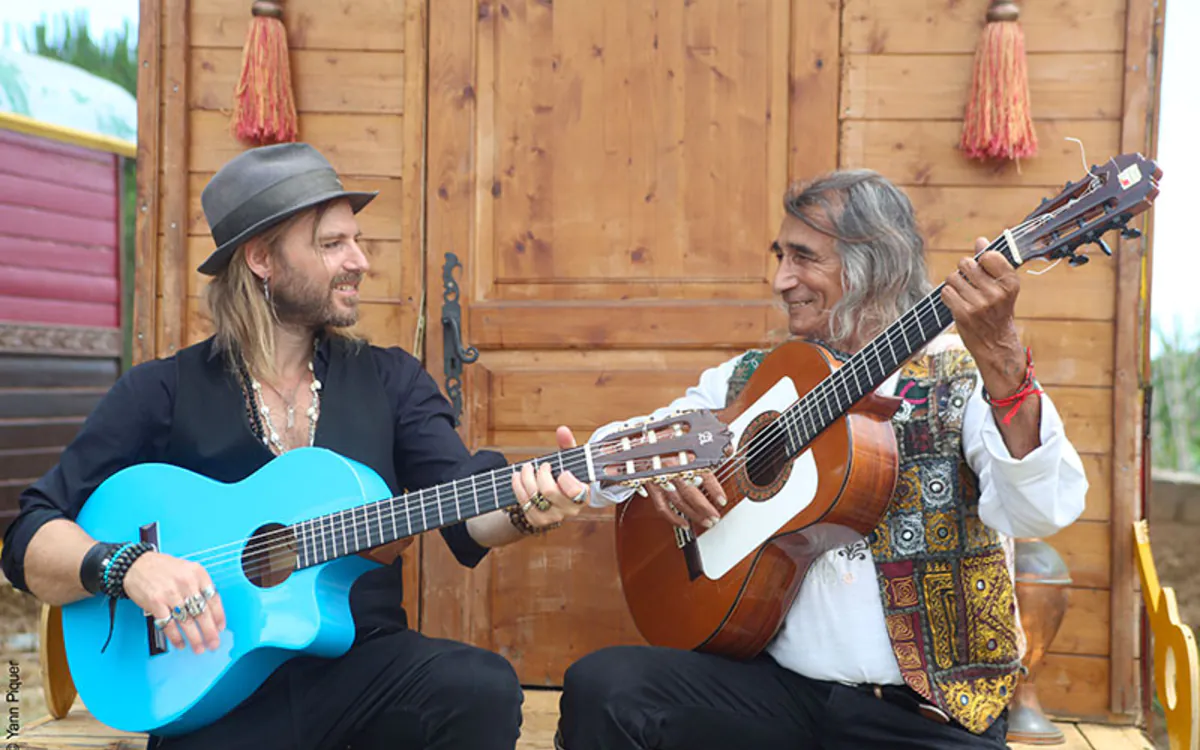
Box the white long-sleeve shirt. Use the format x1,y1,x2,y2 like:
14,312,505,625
588,337,1088,685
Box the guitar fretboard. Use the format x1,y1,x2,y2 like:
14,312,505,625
768,286,957,460
289,447,594,568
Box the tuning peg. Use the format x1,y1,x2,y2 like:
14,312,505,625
1122,227,1142,239
1069,254,1091,267
1095,237,1113,256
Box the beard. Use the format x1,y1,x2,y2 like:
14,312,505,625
271,265,362,329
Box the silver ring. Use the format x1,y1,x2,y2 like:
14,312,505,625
571,488,588,504
184,595,206,618
171,603,190,623
153,616,172,631
201,584,217,600
521,500,534,514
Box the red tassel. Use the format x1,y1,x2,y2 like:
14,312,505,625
232,0,299,146
960,1,1037,162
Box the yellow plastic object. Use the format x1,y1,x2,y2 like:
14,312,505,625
1135,520,1199,750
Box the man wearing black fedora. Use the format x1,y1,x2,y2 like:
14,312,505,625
1,143,589,749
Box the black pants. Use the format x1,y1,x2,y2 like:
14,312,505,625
558,646,1009,750
149,629,523,750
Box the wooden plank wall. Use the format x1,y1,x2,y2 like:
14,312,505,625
0,353,120,528
137,0,1161,725
838,0,1141,723
0,127,125,537
0,130,122,328
138,0,428,622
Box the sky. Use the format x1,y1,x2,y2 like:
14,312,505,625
1146,0,1199,354
0,0,135,50
0,0,1196,353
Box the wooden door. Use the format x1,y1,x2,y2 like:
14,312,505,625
422,0,840,685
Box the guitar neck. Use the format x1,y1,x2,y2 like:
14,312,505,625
776,285,955,458
293,446,594,568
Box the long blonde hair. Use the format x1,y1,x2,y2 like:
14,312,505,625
203,201,357,382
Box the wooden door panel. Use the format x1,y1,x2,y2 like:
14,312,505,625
484,0,787,286
477,358,738,434
469,301,780,348
424,0,830,685
421,509,641,685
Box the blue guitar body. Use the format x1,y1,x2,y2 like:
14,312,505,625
61,447,388,736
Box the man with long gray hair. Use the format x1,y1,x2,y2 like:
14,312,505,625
557,169,1088,749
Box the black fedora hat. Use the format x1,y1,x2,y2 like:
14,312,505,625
197,143,378,276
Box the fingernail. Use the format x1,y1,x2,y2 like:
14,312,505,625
703,518,715,529
716,495,727,507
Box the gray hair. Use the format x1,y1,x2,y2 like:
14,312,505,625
783,170,931,348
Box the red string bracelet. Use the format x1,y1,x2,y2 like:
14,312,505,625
982,347,1043,425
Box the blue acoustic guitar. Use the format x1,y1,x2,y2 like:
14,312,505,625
60,410,730,736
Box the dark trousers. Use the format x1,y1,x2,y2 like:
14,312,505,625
149,629,523,750
558,646,1009,750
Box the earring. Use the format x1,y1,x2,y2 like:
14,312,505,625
262,275,271,302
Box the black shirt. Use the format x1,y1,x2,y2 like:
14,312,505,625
0,338,493,593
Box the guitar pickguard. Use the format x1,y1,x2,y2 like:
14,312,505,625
693,375,819,580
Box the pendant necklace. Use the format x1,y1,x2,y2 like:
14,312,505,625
249,342,322,454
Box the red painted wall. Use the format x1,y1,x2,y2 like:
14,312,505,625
0,128,121,328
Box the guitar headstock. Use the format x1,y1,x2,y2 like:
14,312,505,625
591,409,732,488
995,152,1161,268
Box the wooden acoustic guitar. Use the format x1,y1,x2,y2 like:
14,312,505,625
614,152,1161,659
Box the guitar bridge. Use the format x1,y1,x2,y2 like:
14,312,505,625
673,525,694,549
669,508,703,581
140,522,168,657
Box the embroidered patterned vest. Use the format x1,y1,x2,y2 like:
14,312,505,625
725,345,1021,734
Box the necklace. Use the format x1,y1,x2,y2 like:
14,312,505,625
260,372,305,429
245,341,322,455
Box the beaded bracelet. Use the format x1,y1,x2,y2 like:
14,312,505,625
101,541,155,599
80,542,122,595
505,506,560,536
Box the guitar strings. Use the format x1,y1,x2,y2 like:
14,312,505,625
181,439,614,570
175,431,676,578
707,194,1097,489
199,451,607,585
209,274,988,584
170,212,1067,583
193,453,593,582
214,282,975,585
701,211,1058,488
223,179,1118,584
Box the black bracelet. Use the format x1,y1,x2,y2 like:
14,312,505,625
80,542,122,595
101,541,155,599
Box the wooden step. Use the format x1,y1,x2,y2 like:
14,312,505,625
13,690,1155,750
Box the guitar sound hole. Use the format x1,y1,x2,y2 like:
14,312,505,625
243,523,297,588
737,411,794,501
747,440,790,488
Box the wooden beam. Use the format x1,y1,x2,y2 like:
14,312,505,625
133,0,161,365
421,0,478,635
400,0,428,642
1110,0,1168,719
403,0,429,358
790,0,840,182
841,0,1126,55
841,53,1124,121
158,0,189,358
1138,0,1170,729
